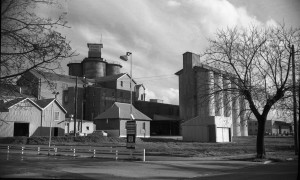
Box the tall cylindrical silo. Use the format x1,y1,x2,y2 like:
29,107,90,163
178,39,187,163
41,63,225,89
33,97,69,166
223,77,231,117
106,63,122,76
214,73,224,116
82,58,107,79
231,78,241,136
208,70,215,116
67,62,83,77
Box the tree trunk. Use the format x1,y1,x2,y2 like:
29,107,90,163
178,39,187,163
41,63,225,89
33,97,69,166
256,117,266,158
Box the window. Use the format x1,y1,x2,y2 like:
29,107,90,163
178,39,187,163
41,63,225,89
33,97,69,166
54,111,60,121
64,94,68,103
121,81,123,87
143,122,146,130
86,126,89,130
62,83,68,90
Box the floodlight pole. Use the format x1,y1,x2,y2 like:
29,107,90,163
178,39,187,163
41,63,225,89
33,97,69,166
130,53,133,121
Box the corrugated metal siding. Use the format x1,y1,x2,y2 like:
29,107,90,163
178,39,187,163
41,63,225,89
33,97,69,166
42,102,65,136
182,125,209,142
0,101,41,137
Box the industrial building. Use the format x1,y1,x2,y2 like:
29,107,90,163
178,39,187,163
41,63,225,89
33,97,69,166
248,119,293,136
175,52,248,142
16,42,146,136
134,100,181,136
0,98,66,137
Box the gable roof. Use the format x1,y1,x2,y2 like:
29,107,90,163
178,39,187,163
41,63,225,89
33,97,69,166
95,102,151,121
29,70,86,84
95,73,137,84
0,83,35,100
0,98,41,112
135,84,145,90
35,98,67,113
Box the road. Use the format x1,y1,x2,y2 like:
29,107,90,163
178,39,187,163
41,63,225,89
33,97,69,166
0,153,298,179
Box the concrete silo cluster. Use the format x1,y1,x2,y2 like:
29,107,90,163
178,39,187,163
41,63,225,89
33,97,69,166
176,52,248,142
67,43,122,79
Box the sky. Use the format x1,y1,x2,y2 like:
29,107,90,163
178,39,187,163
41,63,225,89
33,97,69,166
39,0,300,105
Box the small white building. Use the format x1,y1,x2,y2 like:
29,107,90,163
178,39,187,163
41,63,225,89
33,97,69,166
65,118,95,136
182,116,232,142
94,102,151,138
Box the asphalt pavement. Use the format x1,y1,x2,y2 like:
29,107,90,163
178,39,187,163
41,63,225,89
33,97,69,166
0,152,298,180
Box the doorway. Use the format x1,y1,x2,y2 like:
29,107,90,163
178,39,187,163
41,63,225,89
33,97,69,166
14,123,29,137
54,127,59,136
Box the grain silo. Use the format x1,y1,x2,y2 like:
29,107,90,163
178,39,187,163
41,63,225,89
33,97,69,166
82,43,107,79
106,63,122,76
67,62,83,77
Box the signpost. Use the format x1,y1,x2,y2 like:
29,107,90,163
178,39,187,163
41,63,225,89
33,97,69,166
126,121,136,149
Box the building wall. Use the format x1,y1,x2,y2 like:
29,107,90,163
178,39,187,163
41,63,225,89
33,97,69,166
248,120,292,135
119,120,150,138
178,52,248,142
62,87,84,119
135,85,146,101
40,102,65,136
65,120,95,135
84,86,132,121
0,100,42,137
116,75,134,91
178,52,200,121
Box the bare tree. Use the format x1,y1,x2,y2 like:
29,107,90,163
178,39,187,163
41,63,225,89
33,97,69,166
202,24,300,158
0,0,76,89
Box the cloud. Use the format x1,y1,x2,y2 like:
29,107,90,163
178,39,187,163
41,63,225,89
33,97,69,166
167,0,181,7
43,0,279,105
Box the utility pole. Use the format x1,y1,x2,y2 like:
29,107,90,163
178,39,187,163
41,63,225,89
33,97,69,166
291,45,298,155
74,76,78,137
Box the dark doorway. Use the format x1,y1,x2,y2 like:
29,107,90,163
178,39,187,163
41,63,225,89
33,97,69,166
14,123,29,137
150,121,180,136
54,127,59,136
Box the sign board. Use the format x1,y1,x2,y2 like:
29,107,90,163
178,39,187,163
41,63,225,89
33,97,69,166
126,121,136,149
126,134,136,149
126,121,136,134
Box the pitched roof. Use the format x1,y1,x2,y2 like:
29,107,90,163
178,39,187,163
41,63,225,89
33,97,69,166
95,102,151,121
0,84,35,99
94,73,125,82
29,70,85,84
0,98,41,112
94,73,137,84
35,98,67,113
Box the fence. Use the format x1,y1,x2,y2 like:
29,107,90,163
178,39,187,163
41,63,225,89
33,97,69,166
0,145,146,161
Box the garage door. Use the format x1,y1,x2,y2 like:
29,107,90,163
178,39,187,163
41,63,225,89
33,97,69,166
216,128,230,142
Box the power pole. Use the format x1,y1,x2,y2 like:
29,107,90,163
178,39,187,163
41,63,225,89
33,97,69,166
74,76,78,137
291,45,298,155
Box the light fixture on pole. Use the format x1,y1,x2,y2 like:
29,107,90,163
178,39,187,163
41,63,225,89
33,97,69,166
120,52,133,120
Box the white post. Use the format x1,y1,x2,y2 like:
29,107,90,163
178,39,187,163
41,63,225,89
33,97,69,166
73,148,76,157
143,149,145,162
21,146,24,155
7,146,9,154
54,148,57,156
115,150,118,160
93,149,96,158
38,147,40,155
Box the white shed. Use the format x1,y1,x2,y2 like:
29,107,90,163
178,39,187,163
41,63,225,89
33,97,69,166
182,116,232,142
